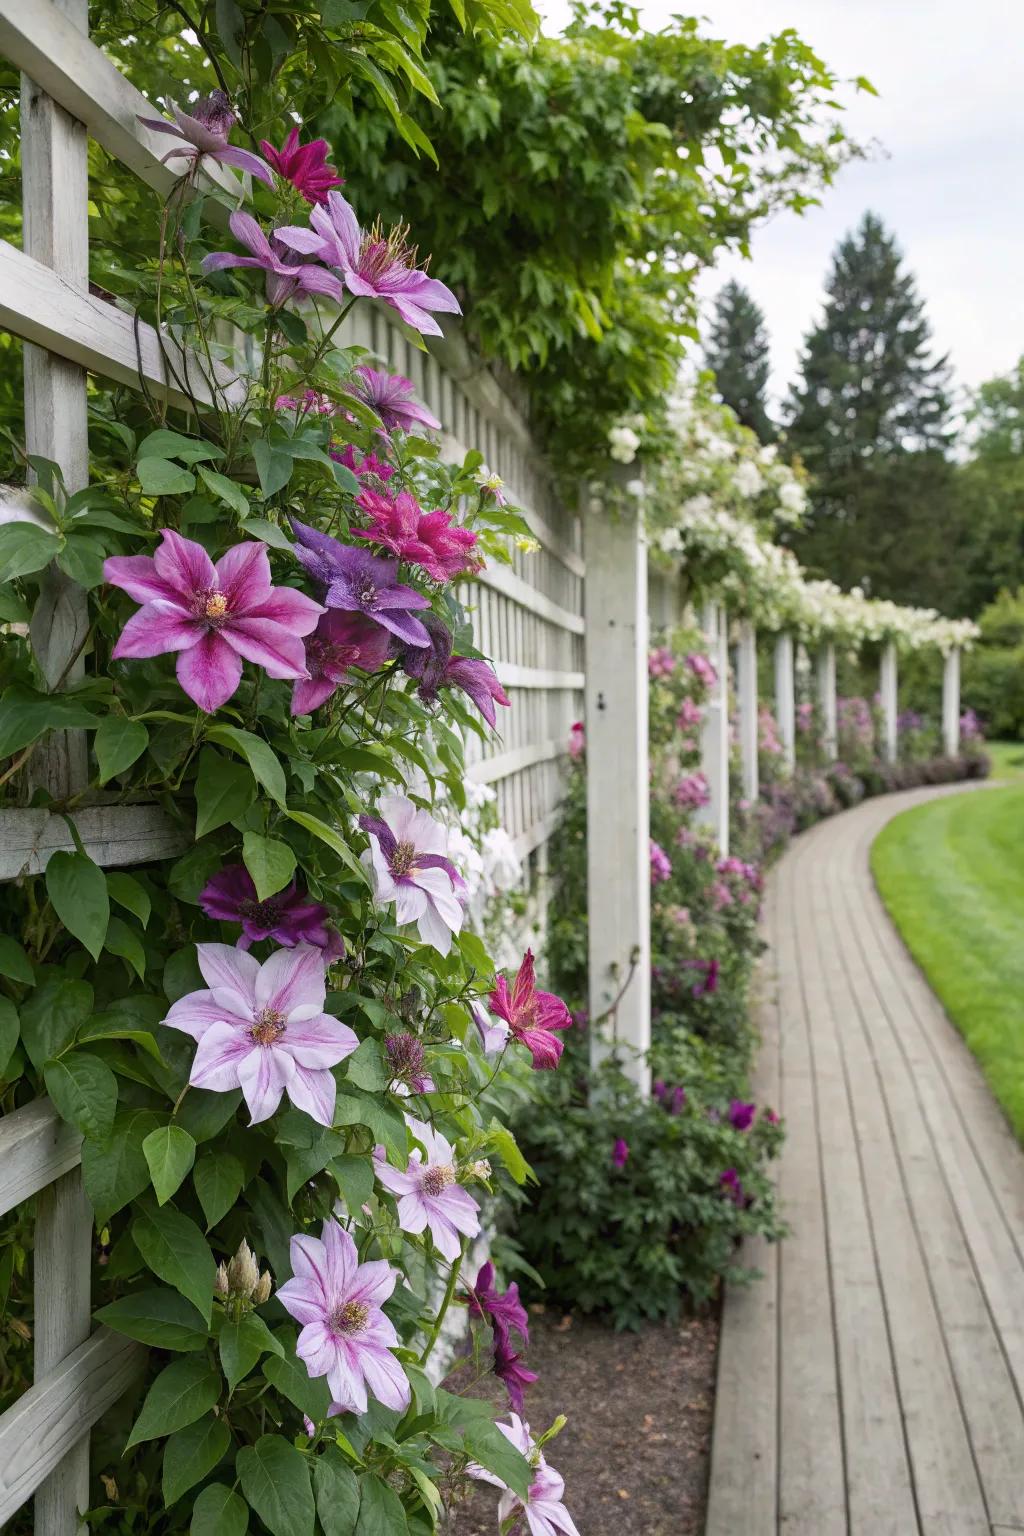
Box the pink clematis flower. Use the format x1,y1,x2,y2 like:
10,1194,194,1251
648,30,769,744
469,1416,581,1536
330,444,395,484
348,366,441,433
138,91,273,184
292,610,391,715
275,192,461,337
202,211,344,307
358,794,465,955
104,530,323,714
374,1116,481,1261
354,487,478,582
489,950,571,1071
259,127,343,205
162,944,357,1126
568,721,585,760
276,1220,410,1415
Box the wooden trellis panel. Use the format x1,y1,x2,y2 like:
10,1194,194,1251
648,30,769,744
0,5,584,1529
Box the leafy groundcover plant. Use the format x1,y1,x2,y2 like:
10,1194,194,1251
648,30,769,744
516,638,785,1330
0,95,579,1535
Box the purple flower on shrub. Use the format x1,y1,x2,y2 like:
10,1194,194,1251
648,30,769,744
683,957,719,998
202,212,345,307
652,1079,667,1101
277,1219,410,1415
468,1260,529,1350
960,707,982,743
292,610,392,715
650,840,672,884
374,1117,481,1261
348,366,442,433
493,1337,539,1415
162,944,358,1126
720,1168,745,1205
138,91,274,184
677,696,703,732
612,1137,630,1169
259,127,343,205
276,192,461,336
648,646,675,678
728,1100,756,1131
200,867,344,958
568,721,585,760
290,520,431,648
686,651,717,689
674,771,710,810
104,531,323,714
671,1085,686,1115
763,1108,779,1126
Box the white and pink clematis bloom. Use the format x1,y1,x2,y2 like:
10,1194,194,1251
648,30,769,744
104,530,323,714
162,944,357,1126
469,1414,581,1536
374,1116,480,1262
276,1220,410,1415
358,795,465,955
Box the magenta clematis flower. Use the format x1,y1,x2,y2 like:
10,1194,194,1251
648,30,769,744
469,1416,580,1536
292,610,391,715
650,840,672,885
401,617,510,729
720,1168,748,1207
202,211,344,307
200,866,344,958
763,1108,780,1126
259,127,343,205
678,697,703,731
648,646,675,679
686,651,718,689
276,1220,410,1415
384,1033,434,1095
612,1137,630,1169
568,721,585,760
104,530,323,714
683,957,719,998
290,520,431,648
489,950,571,1071
162,944,357,1126
728,1100,756,1132
138,91,273,184
468,1260,529,1351
275,389,339,417
347,366,441,433
275,192,461,337
374,1117,481,1261
358,794,465,955
331,444,395,484
673,772,710,810
493,1337,539,1415
354,487,478,582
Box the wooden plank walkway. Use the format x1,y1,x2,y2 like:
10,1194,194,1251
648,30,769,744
706,783,1024,1536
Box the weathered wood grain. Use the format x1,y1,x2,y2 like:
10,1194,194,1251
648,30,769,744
0,1099,82,1219
0,803,189,878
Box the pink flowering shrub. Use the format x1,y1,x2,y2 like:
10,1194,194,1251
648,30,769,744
0,78,573,1528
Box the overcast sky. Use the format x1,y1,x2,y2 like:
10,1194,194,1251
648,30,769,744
538,0,1024,414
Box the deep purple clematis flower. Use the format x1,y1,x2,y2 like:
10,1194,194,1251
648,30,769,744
384,1033,434,1095
652,1079,667,1101
202,211,344,307
259,127,343,205
354,487,479,582
200,866,344,958
359,794,465,955
348,366,441,433
468,1260,529,1351
290,520,431,648
671,1085,686,1115
277,1220,410,1415
612,1137,630,1169
162,944,358,1126
374,1117,481,1261
401,616,510,729
138,91,274,184
489,950,571,1071
275,192,461,336
728,1100,756,1132
292,610,391,715
469,1416,581,1536
493,1336,539,1415
104,530,323,714
720,1168,747,1207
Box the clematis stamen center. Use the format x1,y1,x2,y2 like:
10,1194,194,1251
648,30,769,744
421,1163,456,1197
390,839,419,879
203,589,229,621
238,897,283,929
355,577,378,611
328,1299,370,1335
249,1007,286,1046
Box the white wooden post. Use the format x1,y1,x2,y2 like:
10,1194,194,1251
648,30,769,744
584,502,650,1092
774,631,796,771
696,600,730,855
880,639,898,762
737,618,759,803
942,646,961,756
21,4,94,1528
817,642,838,761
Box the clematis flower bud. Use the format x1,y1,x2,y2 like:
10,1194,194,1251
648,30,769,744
226,1240,260,1298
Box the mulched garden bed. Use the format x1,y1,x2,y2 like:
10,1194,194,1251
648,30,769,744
447,1303,720,1535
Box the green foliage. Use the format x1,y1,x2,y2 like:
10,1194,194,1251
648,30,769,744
704,279,776,443
962,587,1024,738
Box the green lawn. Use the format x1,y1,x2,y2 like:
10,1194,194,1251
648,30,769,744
985,739,1024,781
871,783,1024,1139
